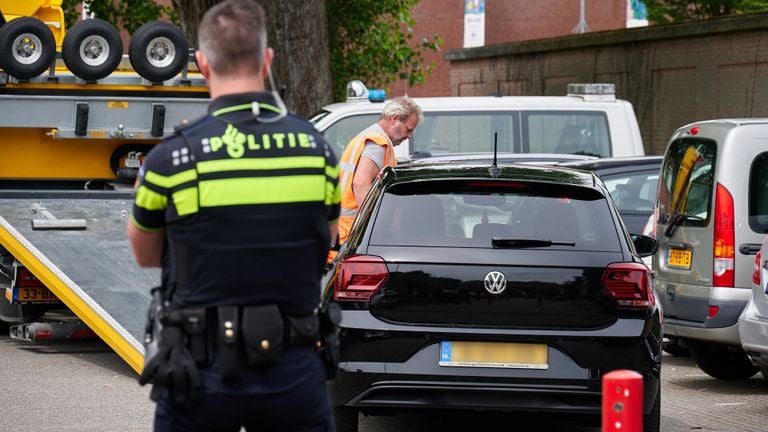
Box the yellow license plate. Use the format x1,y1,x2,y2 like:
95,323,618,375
439,341,548,369
667,248,692,269
15,286,59,303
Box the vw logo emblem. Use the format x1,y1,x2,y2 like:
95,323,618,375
484,271,507,294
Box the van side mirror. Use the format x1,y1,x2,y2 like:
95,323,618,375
631,234,659,257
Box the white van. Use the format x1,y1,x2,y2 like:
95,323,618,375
654,119,768,380
310,82,645,161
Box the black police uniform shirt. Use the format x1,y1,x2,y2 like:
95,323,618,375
132,92,341,316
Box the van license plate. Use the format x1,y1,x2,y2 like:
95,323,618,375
439,341,548,369
667,248,692,269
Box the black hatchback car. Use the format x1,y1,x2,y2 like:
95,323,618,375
323,162,662,432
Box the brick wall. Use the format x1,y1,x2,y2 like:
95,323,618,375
444,14,768,155
390,0,628,97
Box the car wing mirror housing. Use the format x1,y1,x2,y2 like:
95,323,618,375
631,234,659,258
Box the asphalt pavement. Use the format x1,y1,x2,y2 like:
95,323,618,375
0,334,766,431
0,336,153,431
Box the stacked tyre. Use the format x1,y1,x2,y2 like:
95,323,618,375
0,18,189,83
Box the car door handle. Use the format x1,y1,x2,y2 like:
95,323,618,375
667,242,688,250
739,243,761,255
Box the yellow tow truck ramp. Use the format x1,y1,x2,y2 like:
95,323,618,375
0,192,159,373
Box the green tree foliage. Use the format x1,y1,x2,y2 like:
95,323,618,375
326,0,442,101
61,0,178,34
644,0,768,23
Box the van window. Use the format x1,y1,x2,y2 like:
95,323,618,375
411,112,517,157
749,153,768,233
320,113,379,158
523,111,611,157
658,138,717,225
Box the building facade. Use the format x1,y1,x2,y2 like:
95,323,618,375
390,0,632,97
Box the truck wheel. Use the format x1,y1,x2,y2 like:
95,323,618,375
689,342,758,380
0,17,56,80
128,21,188,83
62,19,123,82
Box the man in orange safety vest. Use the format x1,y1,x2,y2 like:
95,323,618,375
333,96,423,254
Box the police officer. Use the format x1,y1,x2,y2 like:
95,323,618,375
127,1,340,430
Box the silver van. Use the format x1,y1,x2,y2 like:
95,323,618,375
654,119,768,380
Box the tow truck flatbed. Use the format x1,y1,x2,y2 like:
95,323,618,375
0,188,159,372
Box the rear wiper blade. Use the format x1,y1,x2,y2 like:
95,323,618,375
491,238,576,248
664,213,704,238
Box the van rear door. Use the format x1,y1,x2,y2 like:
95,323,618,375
654,136,717,323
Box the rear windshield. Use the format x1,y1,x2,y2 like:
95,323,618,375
369,180,621,251
658,137,716,226
749,153,768,233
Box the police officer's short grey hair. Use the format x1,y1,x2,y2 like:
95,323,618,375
380,96,424,124
198,0,267,75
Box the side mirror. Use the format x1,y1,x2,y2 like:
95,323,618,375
631,234,659,258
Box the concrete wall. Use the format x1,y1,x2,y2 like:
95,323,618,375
445,14,768,155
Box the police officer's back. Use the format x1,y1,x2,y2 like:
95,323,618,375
127,1,340,431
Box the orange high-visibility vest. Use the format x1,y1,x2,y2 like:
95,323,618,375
337,130,396,245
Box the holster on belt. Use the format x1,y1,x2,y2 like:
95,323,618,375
217,306,241,381
174,308,209,365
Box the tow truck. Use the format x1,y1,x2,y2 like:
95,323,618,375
0,0,209,373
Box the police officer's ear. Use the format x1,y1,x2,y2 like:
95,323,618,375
195,50,210,80
261,47,274,79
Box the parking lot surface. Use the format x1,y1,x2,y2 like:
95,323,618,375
0,335,765,431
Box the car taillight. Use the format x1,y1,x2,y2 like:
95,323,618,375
713,183,735,287
602,263,653,308
334,255,389,302
753,248,762,286
15,267,44,288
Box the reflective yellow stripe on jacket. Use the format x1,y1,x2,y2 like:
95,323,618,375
337,131,396,245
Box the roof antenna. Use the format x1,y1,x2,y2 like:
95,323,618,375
489,132,501,178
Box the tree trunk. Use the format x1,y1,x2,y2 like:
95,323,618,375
171,0,333,118
170,0,218,47
261,0,332,117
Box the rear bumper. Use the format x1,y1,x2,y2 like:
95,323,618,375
663,319,741,345
330,364,660,417
657,284,749,346
336,376,602,415
739,301,768,366
330,311,661,416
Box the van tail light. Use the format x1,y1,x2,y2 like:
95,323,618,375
713,183,735,287
602,263,654,309
753,248,762,286
15,267,44,288
334,255,389,302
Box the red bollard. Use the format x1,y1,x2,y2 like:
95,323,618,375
602,369,643,432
